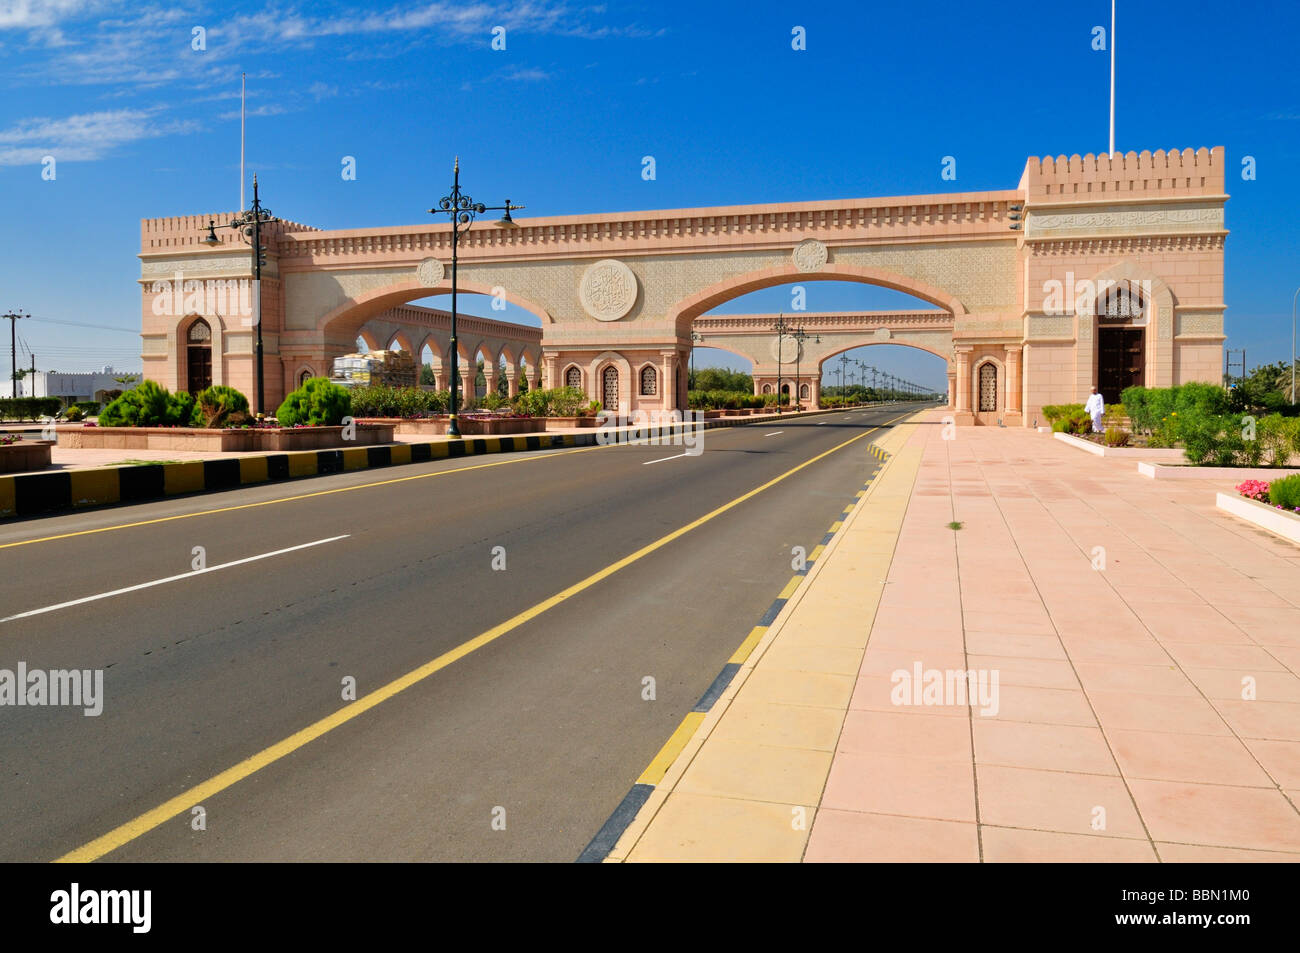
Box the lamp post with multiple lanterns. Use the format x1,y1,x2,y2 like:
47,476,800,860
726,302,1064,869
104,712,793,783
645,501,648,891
427,158,524,438
791,325,819,410
202,176,277,415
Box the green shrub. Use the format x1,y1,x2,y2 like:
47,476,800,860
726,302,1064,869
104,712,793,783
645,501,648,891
1103,427,1130,447
61,405,85,422
1268,474,1300,509
347,385,449,418
1041,403,1085,424
1123,384,1228,433
0,396,62,420
1052,410,1092,434
1176,382,1230,417
275,377,351,426
1257,414,1300,466
99,380,171,427
513,386,593,417
189,385,250,428
74,401,100,416
165,391,196,426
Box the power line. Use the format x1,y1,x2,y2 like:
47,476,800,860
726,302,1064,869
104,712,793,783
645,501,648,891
25,317,139,334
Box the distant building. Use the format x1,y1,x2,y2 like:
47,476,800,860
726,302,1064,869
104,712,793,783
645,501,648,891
21,366,142,406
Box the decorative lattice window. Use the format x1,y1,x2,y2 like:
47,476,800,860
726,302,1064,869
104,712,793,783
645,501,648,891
299,369,312,386
1097,280,1144,320
978,363,998,412
602,366,619,410
640,365,657,395
188,319,211,343
799,383,810,399
762,383,773,395
565,366,581,389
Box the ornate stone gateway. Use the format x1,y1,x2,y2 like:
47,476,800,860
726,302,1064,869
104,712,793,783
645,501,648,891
139,148,1226,425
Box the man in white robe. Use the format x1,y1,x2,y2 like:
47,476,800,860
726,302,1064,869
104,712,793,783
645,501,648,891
1085,387,1105,433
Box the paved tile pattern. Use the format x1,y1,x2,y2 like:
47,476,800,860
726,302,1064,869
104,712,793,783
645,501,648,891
618,412,1300,862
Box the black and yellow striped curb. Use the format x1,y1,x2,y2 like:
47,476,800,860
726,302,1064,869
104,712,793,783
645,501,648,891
0,406,902,521
576,443,894,863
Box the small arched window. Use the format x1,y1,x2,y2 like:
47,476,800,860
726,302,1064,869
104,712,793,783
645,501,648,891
188,319,211,343
978,363,998,412
762,383,773,395
565,366,581,389
640,365,658,396
602,366,619,410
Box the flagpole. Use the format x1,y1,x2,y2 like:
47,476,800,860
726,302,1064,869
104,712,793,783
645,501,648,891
1109,0,1115,155
240,72,246,211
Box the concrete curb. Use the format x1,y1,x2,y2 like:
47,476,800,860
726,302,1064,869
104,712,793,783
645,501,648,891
1215,492,1300,545
582,409,928,862
0,405,908,521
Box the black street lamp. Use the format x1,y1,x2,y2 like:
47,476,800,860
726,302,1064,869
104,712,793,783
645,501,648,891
791,325,819,410
428,158,523,438
3,309,29,399
772,314,792,413
201,175,276,415
838,353,851,398
690,330,704,390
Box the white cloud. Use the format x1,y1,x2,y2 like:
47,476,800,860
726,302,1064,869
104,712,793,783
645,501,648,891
217,103,286,120
0,107,198,165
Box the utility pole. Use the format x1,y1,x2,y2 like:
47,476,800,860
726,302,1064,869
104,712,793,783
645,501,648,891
3,310,28,399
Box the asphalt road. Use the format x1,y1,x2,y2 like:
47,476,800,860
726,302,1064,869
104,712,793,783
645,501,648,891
0,403,926,862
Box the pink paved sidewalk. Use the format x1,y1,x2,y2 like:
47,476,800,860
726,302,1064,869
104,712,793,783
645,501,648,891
806,418,1300,862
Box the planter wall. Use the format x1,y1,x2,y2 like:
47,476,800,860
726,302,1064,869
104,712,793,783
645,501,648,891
1053,431,1188,461
1216,492,1300,545
355,417,449,436
1138,463,1300,481
455,417,539,436
59,424,395,453
0,440,54,473
543,417,601,430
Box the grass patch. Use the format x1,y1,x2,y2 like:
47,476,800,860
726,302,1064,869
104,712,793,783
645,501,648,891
108,459,185,466
946,521,963,530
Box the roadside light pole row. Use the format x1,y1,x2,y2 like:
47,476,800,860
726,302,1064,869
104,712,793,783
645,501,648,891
428,158,523,438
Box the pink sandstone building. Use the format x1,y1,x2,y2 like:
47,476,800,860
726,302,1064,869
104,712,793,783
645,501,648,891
139,147,1226,424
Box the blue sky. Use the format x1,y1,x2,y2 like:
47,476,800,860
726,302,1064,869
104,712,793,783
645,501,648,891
1,0,1296,391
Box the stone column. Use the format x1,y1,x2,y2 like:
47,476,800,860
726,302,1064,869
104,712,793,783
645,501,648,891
544,354,558,390
459,366,474,401
483,364,498,399
954,347,974,425
435,368,448,391
1004,344,1023,426
507,367,520,398
660,350,676,411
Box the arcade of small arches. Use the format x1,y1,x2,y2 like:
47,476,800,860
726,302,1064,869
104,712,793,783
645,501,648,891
140,147,1227,424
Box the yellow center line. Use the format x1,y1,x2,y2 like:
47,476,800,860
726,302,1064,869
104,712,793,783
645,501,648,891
55,413,908,863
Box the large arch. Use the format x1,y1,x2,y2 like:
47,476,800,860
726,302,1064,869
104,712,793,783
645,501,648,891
316,279,554,343
671,263,968,336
